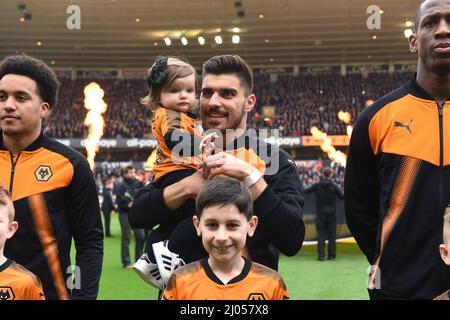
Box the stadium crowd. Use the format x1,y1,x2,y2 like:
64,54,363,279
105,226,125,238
44,78,151,139
43,71,413,139
296,161,345,189
249,71,413,135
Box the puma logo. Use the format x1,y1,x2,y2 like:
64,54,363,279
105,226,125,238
394,119,413,133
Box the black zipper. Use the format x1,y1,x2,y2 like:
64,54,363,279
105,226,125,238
437,101,444,211
438,101,444,166
9,152,21,195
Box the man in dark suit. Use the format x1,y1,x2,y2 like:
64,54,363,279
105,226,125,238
115,166,145,268
101,178,116,237
304,167,344,261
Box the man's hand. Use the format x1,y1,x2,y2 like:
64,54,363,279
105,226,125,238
199,152,267,200
200,152,254,180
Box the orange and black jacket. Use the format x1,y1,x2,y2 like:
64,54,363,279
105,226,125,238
345,76,450,299
0,132,103,300
161,258,289,300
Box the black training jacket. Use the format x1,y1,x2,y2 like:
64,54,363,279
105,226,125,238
0,132,103,300
345,76,450,299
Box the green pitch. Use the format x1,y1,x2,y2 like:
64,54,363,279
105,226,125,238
76,213,370,300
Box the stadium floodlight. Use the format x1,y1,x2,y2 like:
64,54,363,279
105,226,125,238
404,29,413,38
198,36,205,45
164,37,172,46
232,35,240,44
215,35,223,45
181,37,188,46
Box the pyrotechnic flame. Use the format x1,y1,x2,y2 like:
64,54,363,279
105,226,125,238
83,82,107,170
346,125,353,137
310,126,347,167
338,111,353,138
338,111,351,124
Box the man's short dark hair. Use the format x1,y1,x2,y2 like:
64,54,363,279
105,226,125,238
322,167,332,178
195,177,253,220
124,165,135,173
0,54,60,109
202,55,253,95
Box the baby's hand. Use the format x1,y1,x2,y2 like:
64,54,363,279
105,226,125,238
200,132,218,158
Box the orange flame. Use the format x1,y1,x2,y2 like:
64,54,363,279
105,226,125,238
338,111,351,124
310,126,347,167
338,111,353,138
83,82,107,170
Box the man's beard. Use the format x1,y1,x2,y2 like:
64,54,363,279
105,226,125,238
202,103,246,132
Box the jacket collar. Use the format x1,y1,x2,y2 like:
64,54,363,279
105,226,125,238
403,73,450,102
0,131,47,152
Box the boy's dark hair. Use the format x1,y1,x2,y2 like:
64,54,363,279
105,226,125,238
196,177,253,220
0,54,60,109
202,55,253,95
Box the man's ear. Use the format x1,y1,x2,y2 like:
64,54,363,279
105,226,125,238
409,33,418,53
439,243,450,266
247,215,258,237
245,94,256,113
40,102,50,118
7,221,18,240
193,215,202,237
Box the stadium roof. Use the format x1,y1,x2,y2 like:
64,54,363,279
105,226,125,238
0,0,421,69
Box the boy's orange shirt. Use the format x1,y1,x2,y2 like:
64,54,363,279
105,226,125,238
161,258,289,300
0,259,45,300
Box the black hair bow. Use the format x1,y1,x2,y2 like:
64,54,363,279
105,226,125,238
148,57,168,88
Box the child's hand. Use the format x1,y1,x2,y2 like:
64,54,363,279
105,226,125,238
199,132,218,157
199,132,218,178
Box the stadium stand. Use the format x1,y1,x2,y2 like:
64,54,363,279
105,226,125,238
44,71,413,139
